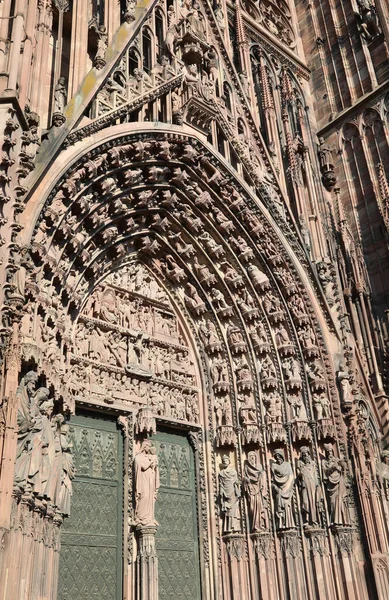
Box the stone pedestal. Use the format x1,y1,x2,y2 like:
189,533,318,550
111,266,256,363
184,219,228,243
135,524,158,600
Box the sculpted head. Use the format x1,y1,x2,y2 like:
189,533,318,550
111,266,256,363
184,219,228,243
24,371,38,395
324,443,334,458
247,451,257,468
300,446,311,463
142,439,152,453
273,449,284,464
221,454,230,468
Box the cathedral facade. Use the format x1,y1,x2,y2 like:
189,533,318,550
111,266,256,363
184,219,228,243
1,0,389,598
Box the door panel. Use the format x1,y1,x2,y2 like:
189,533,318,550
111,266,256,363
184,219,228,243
154,431,201,600
58,414,123,600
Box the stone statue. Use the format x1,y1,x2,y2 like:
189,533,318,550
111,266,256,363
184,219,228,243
317,137,336,190
243,452,268,532
297,447,322,527
27,387,54,498
219,455,241,533
14,371,39,491
271,449,295,529
134,439,160,526
58,423,75,516
14,376,74,514
338,365,352,407
94,25,108,68
318,137,333,170
54,77,67,114
321,444,351,526
377,450,389,500
357,0,380,40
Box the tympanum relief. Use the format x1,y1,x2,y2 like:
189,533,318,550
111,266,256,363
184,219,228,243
67,263,200,423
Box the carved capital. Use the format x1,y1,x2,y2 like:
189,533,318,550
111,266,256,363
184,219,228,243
279,529,300,558
332,525,354,555
251,532,273,560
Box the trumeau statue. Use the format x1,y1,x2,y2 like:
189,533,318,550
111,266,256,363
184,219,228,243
243,452,268,532
321,444,351,526
219,455,241,533
134,439,160,526
270,449,295,529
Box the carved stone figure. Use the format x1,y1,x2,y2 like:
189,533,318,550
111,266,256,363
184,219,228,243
288,394,307,421
243,452,268,532
313,391,330,420
321,444,351,526
57,424,76,516
297,447,322,527
377,451,389,500
219,455,241,533
260,355,277,382
134,439,160,526
14,371,39,491
184,283,206,315
239,393,256,424
94,25,108,68
53,77,67,114
214,396,232,426
338,365,352,407
271,449,295,529
14,374,74,514
20,386,53,496
357,0,380,40
265,392,283,424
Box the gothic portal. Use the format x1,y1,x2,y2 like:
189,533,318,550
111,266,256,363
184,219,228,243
1,0,389,599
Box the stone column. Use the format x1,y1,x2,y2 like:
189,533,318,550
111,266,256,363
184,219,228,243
250,532,278,600
278,529,308,600
332,526,370,600
304,528,337,600
135,524,158,600
68,0,88,98
223,534,250,600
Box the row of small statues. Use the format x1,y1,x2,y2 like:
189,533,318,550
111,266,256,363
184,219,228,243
218,446,351,533
132,440,354,533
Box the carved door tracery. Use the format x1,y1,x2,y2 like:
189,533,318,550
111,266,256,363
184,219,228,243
58,414,123,600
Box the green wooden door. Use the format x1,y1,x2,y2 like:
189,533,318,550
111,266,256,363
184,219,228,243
58,414,123,600
154,431,201,600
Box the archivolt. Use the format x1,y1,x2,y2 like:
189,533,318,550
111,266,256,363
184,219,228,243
21,126,345,454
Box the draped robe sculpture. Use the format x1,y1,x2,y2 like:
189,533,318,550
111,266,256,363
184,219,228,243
321,444,351,526
218,455,241,533
297,447,322,527
134,439,160,526
271,449,295,529
243,451,268,532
